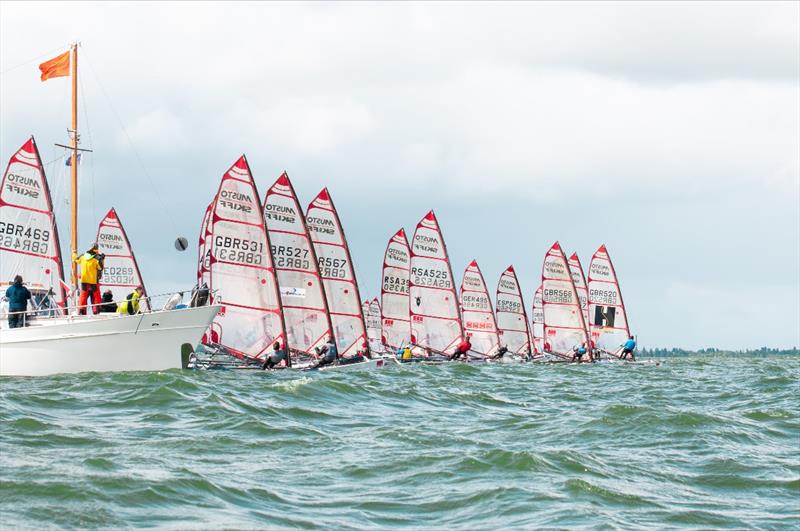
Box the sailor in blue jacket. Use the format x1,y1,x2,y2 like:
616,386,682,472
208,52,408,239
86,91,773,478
5,275,32,328
621,336,637,361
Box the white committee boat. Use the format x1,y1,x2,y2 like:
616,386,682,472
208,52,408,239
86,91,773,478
0,45,219,376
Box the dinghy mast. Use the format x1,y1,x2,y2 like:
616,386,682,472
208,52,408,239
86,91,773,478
460,259,500,356
495,265,531,356
264,173,333,358
0,137,67,309
409,211,464,355
95,208,147,309
306,188,368,357
541,242,592,357
380,228,411,350
206,155,286,360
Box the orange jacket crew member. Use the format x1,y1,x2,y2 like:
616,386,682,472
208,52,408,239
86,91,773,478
73,243,104,315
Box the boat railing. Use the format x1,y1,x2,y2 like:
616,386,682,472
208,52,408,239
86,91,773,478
1,287,219,326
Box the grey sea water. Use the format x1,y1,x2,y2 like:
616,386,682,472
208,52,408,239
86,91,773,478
1,357,798,529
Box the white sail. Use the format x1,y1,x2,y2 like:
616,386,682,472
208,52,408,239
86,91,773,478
306,188,367,357
460,259,499,356
0,137,66,310
95,208,148,310
206,155,285,360
363,297,383,353
495,265,531,356
541,241,590,356
263,172,333,356
587,244,631,353
568,252,590,334
409,211,463,355
380,228,411,350
531,285,544,355
197,202,212,287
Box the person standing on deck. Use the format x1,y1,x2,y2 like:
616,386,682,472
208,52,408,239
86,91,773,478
4,275,31,328
620,336,637,361
73,243,104,315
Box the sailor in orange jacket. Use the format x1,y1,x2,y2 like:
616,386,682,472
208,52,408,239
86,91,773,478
73,243,104,315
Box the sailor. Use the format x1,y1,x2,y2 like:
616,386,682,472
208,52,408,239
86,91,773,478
572,342,588,362
98,290,117,313
490,345,510,360
620,335,637,361
262,341,288,369
450,335,472,361
73,243,104,315
117,286,143,316
4,275,31,328
401,346,413,362
395,345,405,359
312,337,338,369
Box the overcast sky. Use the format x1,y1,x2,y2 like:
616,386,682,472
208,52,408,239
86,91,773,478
1,1,798,349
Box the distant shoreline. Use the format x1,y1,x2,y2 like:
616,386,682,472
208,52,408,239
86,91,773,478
640,348,800,358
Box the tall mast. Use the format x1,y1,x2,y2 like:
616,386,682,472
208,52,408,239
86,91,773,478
69,43,79,287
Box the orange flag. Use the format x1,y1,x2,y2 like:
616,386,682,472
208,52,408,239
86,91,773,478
39,50,70,81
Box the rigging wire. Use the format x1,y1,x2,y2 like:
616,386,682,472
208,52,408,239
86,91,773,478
78,63,97,226
80,48,178,235
0,44,70,76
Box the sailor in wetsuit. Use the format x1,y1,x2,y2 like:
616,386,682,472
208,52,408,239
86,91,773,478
490,345,510,360
262,341,288,369
620,336,637,361
572,342,589,363
450,335,472,361
312,338,338,369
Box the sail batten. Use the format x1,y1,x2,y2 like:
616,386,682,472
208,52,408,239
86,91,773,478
409,211,463,355
495,265,531,356
204,156,285,360
460,259,499,356
541,242,590,356
587,244,631,353
306,188,367,357
0,137,66,310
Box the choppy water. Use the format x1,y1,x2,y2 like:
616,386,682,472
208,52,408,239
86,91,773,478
1,357,798,529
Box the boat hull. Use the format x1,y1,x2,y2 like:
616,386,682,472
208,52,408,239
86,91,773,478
0,306,220,376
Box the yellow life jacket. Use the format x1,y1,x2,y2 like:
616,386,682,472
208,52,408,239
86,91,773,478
401,347,413,360
75,252,101,284
117,291,141,315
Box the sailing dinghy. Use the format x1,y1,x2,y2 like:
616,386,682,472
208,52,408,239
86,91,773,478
380,228,411,353
495,265,532,361
531,285,545,358
408,211,464,360
541,242,592,361
460,260,499,359
307,188,385,370
263,173,333,365
363,298,383,354
95,207,149,311
587,244,631,358
0,121,217,375
202,156,286,363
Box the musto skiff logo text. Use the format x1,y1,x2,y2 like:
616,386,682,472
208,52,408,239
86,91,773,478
5,172,41,199
306,216,335,236
99,232,124,252
219,190,253,213
265,203,297,224
413,234,440,254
